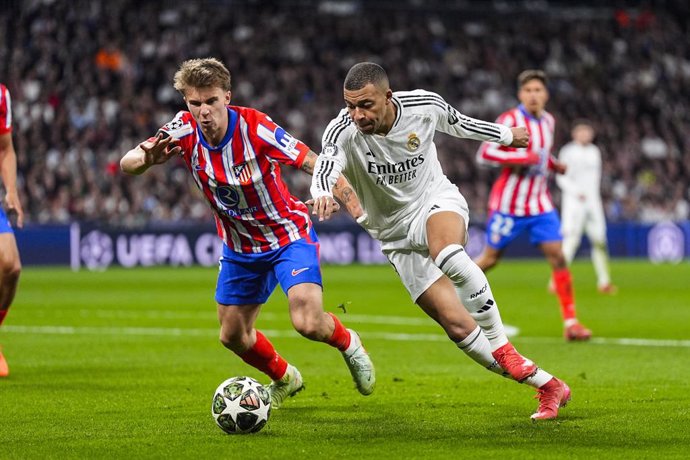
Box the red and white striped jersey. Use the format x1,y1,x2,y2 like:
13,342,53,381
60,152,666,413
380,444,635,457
0,84,12,135
477,105,557,217
158,106,313,253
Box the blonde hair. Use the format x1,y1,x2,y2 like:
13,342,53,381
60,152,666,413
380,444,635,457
173,58,231,95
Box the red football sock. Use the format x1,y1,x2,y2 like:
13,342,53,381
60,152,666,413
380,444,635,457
0,309,7,327
238,330,288,381
327,312,351,352
553,268,577,321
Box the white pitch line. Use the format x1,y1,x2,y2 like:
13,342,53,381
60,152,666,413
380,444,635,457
71,309,440,326
3,325,689,348
69,309,520,337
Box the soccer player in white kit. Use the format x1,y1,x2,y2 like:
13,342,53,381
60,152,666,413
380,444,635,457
556,120,616,293
310,62,571,420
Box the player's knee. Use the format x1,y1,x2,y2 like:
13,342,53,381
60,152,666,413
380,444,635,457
5,262,21,284
592,240,607,250
443,321,477,343
434,244,471,280
550,252,567,269
219,326,251,352
0,257,21,282
291,312,323,340
479,254,498,270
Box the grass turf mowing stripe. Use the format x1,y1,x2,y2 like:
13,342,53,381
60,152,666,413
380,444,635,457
5,324,690,348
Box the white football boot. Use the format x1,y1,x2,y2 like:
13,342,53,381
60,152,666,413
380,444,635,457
342,329,375,395
267,364,304,409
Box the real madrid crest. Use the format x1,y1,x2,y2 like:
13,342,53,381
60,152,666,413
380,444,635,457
407,133,420,151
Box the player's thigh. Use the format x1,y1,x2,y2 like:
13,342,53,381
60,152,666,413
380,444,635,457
585,206,608,245
561,202,586,239
385,248,444,303
273,234,323,301
0,232,21,273
215,250,277,307
408,183,470,255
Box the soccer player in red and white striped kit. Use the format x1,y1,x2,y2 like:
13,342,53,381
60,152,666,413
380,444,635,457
475,70,592,341
121,58,374,407
0,83,24,377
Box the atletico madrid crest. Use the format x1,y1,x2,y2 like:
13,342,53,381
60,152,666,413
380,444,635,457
233,162,253,185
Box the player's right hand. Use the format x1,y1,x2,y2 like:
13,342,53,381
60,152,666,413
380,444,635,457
509,127,529,148
3,191,24,228
139,133,181,166
310,196,339,222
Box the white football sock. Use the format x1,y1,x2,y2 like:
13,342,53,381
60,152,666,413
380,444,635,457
523,369,553,389
455,326,505,377
591,241,612,287
434,244,509,351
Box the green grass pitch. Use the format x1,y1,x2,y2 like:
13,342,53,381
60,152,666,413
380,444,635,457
1,260,689,459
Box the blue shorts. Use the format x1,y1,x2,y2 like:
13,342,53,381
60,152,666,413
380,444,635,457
0,208,13,234
215,228,322,305
485,211,562,250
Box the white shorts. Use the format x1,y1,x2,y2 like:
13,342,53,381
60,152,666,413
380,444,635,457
561,198,607,244
381,181,470,302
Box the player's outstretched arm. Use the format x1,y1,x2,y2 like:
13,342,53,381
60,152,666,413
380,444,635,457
549,156,567,175
309,152,345,222
120,133,180,175
332,176,364,220
302,151,363,218
509,127,529,148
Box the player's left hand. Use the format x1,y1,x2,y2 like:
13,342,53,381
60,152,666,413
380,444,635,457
306,196,340,221
3,191,24,228
509,127,529,148
551,160,567,174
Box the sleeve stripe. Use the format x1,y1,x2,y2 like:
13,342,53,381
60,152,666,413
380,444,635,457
398,93,446,104
460,120,501,137
462,123,502,139
459,115,502,136
318,159,335,192
324,114,351,145
400,101,447,111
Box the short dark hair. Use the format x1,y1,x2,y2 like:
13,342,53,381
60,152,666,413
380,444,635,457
344,62,389,91
517,69,547,88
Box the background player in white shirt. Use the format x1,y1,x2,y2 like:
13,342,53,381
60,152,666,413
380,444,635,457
556,120,616,293
310,62,571,420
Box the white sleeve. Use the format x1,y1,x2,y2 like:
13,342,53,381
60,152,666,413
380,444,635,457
310,142,346,200
434,96,513,146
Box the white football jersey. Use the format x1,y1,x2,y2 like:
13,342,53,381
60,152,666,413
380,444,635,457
312,89,513,242
556,141,603,205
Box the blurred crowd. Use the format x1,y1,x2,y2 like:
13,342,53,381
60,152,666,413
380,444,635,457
1,0,689,227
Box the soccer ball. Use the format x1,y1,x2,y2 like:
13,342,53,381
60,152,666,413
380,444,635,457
211,376,271,434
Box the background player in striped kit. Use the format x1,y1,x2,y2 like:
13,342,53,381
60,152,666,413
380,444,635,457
0,83,24,377
475,70,592,341
556,120,616,294
311,62,571,420
120,58,374,408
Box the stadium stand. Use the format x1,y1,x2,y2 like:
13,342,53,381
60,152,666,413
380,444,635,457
1,0,688,227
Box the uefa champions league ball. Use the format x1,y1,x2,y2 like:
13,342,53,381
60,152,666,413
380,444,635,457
211,376,271,434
